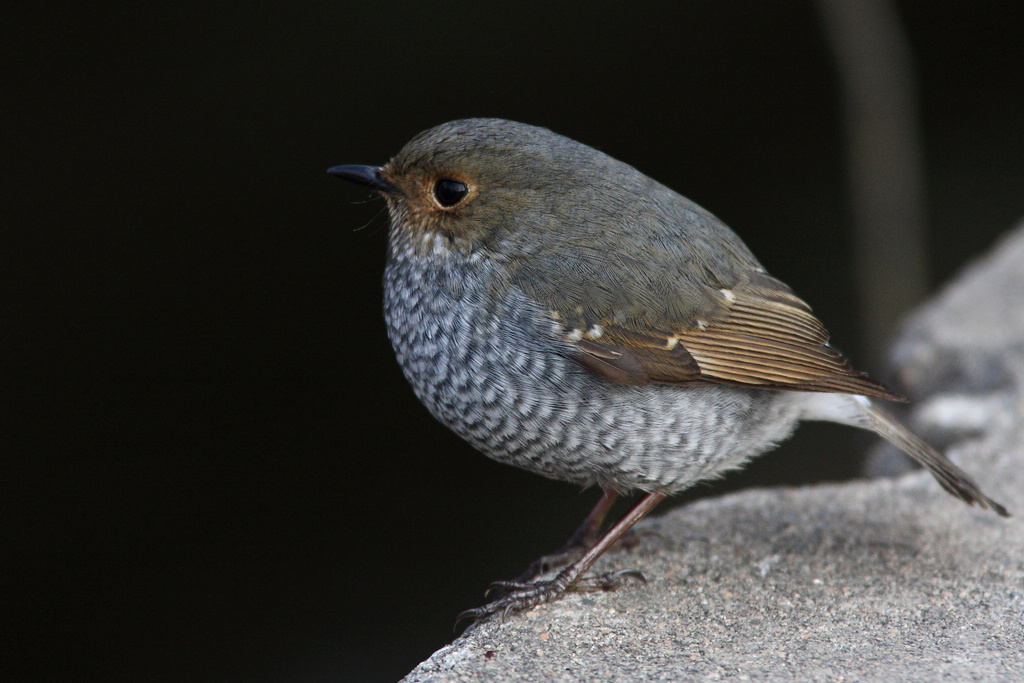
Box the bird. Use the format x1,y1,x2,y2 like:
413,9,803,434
328,118,1008,623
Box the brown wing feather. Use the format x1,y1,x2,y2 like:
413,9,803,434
567,271,904,401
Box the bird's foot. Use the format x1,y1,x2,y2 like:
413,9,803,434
508,527,660,587
511,547,587,586
454,568,645,626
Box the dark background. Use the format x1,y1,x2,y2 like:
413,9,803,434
4,3,1022,682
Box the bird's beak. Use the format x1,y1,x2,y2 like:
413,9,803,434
327,164,397,193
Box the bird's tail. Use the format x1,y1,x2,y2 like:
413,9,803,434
860,397,1009,516
803,393,1009,517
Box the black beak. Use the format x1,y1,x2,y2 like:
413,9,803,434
327,164,396,193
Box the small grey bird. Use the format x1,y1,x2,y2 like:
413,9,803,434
329,118,1008,622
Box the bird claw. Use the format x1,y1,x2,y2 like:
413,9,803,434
454,568,646,629
499,526,657,594
512,549,584,585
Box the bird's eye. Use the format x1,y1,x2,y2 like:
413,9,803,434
433,178,469,208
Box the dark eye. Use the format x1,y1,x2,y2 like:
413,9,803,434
433,178,468,207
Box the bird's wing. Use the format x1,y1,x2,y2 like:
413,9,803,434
556,270,903,400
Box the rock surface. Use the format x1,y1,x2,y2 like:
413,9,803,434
401,224,1024,683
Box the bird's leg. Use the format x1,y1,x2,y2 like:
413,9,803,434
456,491,665,625
510,488,619,584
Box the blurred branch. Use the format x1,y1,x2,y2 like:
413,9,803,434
817,0,929,369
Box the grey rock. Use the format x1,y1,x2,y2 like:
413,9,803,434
401,221,1024,683
889,225,1024,398
866,223,1024,475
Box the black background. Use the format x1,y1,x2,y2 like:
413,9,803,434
4,3,1022,682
